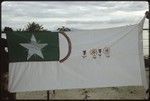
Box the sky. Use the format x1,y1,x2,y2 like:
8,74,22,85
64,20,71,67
1,1,149,31
1,1,149,55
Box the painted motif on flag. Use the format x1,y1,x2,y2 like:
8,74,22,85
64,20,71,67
6,31,59,62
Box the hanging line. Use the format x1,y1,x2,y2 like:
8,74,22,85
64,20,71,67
107,15,146,48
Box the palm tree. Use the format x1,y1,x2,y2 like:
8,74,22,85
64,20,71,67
57,26,71,32
25,22,46,32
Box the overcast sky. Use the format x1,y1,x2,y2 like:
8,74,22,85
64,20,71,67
1,1,149,31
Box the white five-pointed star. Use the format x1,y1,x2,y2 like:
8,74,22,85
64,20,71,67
20,35,48,60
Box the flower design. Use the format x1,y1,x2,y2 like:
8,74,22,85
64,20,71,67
82,50,87,58
103,47,110,57
98,49,102,56
89,49,98,59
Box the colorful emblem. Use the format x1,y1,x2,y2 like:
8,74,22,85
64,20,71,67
98,49,102,56
103,47,110,57
89,48,98,59
82,50,87,58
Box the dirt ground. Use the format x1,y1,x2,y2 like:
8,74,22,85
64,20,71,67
16,69,149,100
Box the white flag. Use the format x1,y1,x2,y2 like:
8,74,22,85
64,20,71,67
8,16,147,92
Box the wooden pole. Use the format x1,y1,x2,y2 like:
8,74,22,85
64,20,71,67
47,90,49,101
148,2,150,99
145,1,150,98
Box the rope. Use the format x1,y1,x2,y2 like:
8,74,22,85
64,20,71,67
109,16,146,47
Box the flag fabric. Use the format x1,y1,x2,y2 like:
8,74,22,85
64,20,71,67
7,17,147,92
7,31,59,62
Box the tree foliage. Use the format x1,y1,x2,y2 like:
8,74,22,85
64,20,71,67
3,27,13,33
25,22,46,32
57,26,71,32
16,28,25,32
